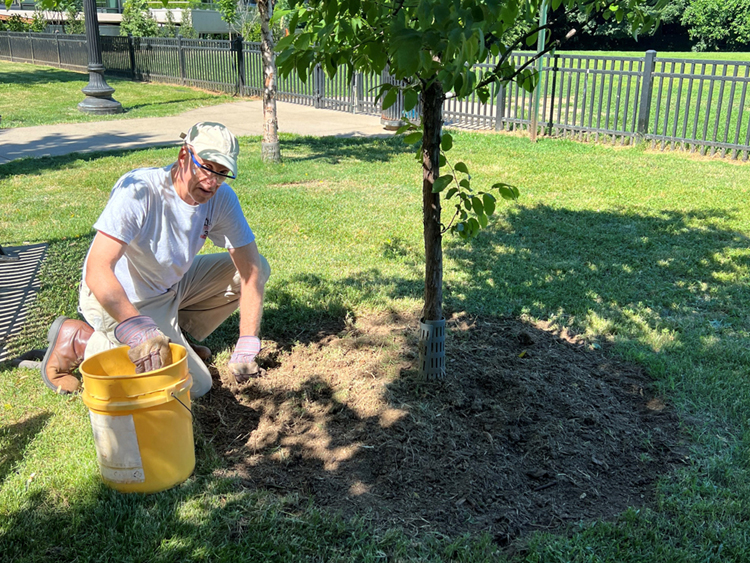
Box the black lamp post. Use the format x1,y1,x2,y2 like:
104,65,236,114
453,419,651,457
78,0,123,114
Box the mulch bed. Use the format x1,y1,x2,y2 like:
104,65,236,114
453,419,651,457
196,311,687,548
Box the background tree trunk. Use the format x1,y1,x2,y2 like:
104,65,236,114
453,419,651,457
422,80,444,322
258,0,280,163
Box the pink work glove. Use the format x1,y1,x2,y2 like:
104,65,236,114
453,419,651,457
115,315,172,373
228,335,265,383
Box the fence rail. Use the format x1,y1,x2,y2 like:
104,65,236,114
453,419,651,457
2,31,750,160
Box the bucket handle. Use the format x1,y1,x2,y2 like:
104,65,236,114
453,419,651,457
171,392,193,420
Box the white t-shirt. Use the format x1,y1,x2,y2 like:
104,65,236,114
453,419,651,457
84,165,255,302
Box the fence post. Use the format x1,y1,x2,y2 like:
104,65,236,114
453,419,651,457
353,72,364,113
314,64,322,109
177,34,186,86
55,31,61,68
29,32,35,64
547,53,559,136
636,49,657,143
233,35,244,96
495,82,505,131
127,34,136,79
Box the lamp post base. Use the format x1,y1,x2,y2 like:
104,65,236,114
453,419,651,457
78,68,123,115
78,96,124,115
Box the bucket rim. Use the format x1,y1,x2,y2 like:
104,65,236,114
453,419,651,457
81,344,187,380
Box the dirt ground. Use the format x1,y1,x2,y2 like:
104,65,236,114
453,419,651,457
197,310,687,548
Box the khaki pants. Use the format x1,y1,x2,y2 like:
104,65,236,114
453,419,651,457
79,252,270,399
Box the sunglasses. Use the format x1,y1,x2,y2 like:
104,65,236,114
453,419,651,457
188,149,236,181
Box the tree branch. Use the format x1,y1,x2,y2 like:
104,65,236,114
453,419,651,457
475,28,576,91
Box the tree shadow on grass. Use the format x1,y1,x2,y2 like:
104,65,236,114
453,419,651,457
0,412,52,486
0,471,433,562
444,204,750,421
0,147,175,179
123,96,230,112
200,268,423,357
279,135,412,165
0,68,88,86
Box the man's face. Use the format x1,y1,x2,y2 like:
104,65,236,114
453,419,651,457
180,147,233,205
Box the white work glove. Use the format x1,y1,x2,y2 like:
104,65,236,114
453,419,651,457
228,335,265,383
115,315,172,373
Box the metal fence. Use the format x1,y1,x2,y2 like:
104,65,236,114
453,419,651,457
0,32,87,71
2,31,750,160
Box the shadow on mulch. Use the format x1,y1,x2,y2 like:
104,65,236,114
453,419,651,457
195,310,688,549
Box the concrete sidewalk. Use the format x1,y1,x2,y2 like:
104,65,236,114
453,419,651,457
0,100,393,163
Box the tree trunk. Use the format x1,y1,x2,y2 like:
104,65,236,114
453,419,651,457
418,79,446,380
258,0,280,163
422,80,443,322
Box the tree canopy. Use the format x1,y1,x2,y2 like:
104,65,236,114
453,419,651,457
682,0,750,51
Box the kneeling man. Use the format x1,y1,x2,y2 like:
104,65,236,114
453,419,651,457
42,121,269,397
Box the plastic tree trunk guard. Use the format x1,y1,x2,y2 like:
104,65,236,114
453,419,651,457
418,318,446,379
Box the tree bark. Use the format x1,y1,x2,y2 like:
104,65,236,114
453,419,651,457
422,80,444,322
258,0,280,163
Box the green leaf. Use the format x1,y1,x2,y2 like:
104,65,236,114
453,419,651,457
467,217,480,236
446,187,458,200
295,32,312,50
441,133,453,152
395,123,412,135
393,30,422,77
324,54,337,78
453,73,464,96
439,154,447,167
498,186,520,200
520,69,538,93
432,174,454,193
459,178,471,189
275,34,295,51
482,193,496,215
287,10,299,32
404,131,422,144
368,42,388,73
382,88,398,110
454,162,469,174
296,57,308,83
472,196,484,215
526,32,538,47
477,87,489,105
325,0,338,25
404,89,419,112
478,213,488,228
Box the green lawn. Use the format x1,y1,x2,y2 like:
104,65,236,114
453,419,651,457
0,61,241,128
2,130,750,561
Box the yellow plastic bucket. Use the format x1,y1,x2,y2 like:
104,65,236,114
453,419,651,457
80,343,195,494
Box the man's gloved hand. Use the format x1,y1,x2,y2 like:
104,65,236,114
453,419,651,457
114,315,172,373
228,336,265,383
